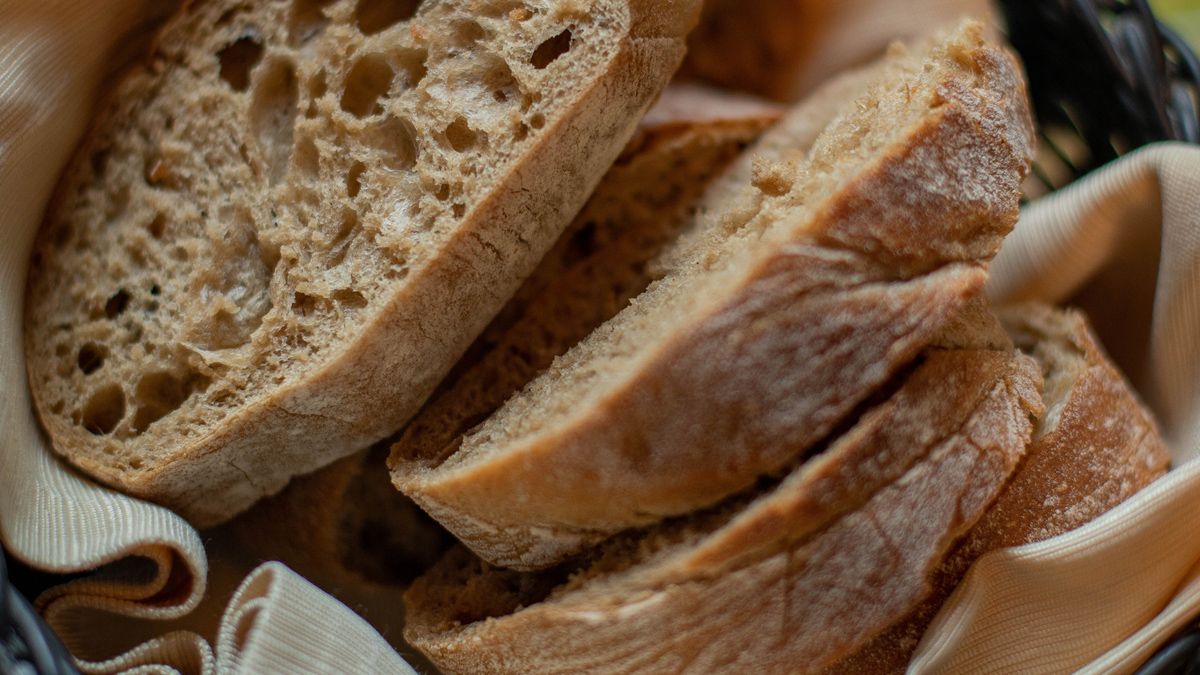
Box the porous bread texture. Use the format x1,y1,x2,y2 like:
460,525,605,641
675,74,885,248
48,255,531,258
402,311,1044,674
390,84,780,478
828,303,1171,673
24,0,701,526
391,19,1037,570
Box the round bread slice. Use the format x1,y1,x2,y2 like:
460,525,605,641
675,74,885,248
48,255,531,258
24,0,702,526
402,308,1044,674
390,19,1037,569
829,303,1171,673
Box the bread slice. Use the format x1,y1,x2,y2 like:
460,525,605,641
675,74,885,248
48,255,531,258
391,83,780,494
830,303,1171,673
390,20,1036,569
402,308,1044,674
231,83,779,586
24,0,702,526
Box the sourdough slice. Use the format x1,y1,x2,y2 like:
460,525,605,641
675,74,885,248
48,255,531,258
390,20,1036,569
392,84,780,483
402,309,1043,674
232,83,779,584
829,303,1172,673
24,0,701,526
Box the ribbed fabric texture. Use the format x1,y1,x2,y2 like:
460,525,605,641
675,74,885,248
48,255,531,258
914,144,1200,674
2,2,1199,674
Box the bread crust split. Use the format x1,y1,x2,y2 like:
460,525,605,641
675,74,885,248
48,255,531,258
402,308,1044,674
391,19,1038,570
24,0,702,526
828,303,1171,673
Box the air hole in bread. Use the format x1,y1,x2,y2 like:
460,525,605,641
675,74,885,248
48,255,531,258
104,289,131,319
530,112,545,129
341,54,394,118
289,0,333,45
295,135,320,176
355,0,420,35
346,161,366,197
452,203,466,218
90,149,109,177
531,28,572,69
368,116,419,170
445,118,477,152
293,292,318,316
131,370,202,434
150,284,161,296
333,289,368,309
77,343,106,375
147,214,166,239
81,384,125,435
452,20,486,46
395,48,428,89
250,57,299,185
217,36,265,92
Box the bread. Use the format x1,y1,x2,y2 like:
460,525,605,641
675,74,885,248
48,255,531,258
233,82,779,587
830,303,1171,673
390,20,1037,570
24,0,702,526
679,0,994,101
402,307,1044,674
389,83,780,502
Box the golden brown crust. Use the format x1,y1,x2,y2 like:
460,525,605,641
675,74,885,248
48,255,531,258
25,0,702,526
826,303,1171,673
390,85,780,472
393,22,1037,570
403,315,1043,674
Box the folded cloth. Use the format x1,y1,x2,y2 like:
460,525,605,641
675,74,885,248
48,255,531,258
2,1,1199,674
915,143,1200,674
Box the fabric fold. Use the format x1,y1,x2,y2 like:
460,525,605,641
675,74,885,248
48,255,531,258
918,144,1200,673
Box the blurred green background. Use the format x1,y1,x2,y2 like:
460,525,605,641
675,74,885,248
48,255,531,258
1154,0,1200,46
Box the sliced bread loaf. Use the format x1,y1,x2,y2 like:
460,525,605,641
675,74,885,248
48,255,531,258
390,20,1037,569
402,307,1043,674
830,303,1171,673
24,0,701,526
232,82,779,587
392,83,780,489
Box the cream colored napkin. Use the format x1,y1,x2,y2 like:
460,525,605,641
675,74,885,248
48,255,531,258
913,144,1200,674
5,1,1200,674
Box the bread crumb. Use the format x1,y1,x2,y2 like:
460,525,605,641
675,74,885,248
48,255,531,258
751,157,795,196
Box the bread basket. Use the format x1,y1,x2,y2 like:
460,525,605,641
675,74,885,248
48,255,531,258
2,0,1198,672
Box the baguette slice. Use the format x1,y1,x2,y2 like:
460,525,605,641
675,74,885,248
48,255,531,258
830,303,1171,673
402,308,1044,674
232,83,780,587
390,20,1036,569
392,84,780,498
25,0,701,526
